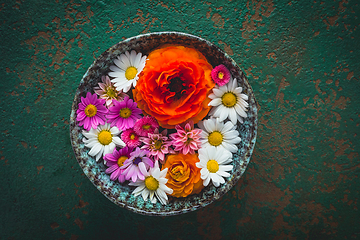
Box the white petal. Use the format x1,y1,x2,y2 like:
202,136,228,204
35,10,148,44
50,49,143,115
229,108,237,125
114,57,127,70
88,143,102,156
120,53,131,67
209,98,222,106
112,137,125,147
219,165,233,172
221,141,238,153
203,176,210,186
212,88,224,98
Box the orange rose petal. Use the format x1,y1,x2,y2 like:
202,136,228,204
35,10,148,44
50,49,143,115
134,45,214,128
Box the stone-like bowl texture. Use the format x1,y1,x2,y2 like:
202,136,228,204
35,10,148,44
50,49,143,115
70,32,258,216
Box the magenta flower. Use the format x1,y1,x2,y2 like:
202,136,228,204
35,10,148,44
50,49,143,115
133,116,159,137
120,147,154,182
104,146,133,183
211,64,231,86
170,121,202,155
76,92,108,131
106,96,142,130
140,129,173,163
121,128,141,148
94,75,128,107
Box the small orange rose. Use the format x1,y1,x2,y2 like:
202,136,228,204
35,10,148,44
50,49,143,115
161,153,204,198
133,46,214,129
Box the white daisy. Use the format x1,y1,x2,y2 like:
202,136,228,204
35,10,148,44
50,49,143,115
197,118,241,153
108,50,147,93
208,78,249,124
129,161,173,205
82,123,125,162
196,146,233,187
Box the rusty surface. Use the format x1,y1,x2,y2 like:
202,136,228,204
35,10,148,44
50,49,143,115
1,0,359,239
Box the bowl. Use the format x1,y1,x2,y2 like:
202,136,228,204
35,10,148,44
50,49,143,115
69,32,258,216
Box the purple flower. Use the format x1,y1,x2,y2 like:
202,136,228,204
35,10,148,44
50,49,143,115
120,147,154,182
76,92,108,131
104,147,133,183
106,96,142,130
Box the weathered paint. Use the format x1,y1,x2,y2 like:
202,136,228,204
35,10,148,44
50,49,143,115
1,0,359,239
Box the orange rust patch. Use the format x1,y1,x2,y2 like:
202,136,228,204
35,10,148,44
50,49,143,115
346,71,354,80
218,40,234,55
21,141,28,148
37,166,44,174
50,222,59,229
331,96,350,110
74,218,83,230
211,13,224,28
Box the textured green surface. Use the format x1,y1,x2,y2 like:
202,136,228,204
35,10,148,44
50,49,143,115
1,0,359,239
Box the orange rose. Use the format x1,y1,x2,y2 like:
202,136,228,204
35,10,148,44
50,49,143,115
133,46,214,129
161,153,204,198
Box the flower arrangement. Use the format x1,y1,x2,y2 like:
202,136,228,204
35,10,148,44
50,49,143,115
77,45,249,205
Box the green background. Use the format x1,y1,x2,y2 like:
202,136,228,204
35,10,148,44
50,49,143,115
1,0,359,239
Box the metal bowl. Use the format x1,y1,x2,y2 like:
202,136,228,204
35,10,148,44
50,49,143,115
69,32,258,216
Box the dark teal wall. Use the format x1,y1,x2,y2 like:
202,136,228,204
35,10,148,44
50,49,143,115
1,0,359,239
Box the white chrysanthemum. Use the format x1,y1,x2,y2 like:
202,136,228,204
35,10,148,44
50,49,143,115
196,146,233,187
208,78,249,124
198,118,241,153
82,123,125,162
129,161,173,205
108,50,147,93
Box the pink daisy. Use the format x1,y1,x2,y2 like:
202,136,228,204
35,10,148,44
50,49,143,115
133,116,159,137
170,121,202,155
94,75,128,107
104,146,133,183
106,96,142,130
140,129,173,163
120,147,154,182
76,92,108,131
121,128,141,148
211,64,231,86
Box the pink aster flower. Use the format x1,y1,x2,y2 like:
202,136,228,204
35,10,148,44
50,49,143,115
211,64,231,86
120,147,154,182
106,96,142,131
76,92,108,131
121,128,141,148
140,129,173,163
94,75,128,107
104,146,133,183
170,121,202,155
133,116,159,137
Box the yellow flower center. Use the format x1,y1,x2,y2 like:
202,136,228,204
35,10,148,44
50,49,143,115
84,104,97,117
125,66,137,80
154,140,162,150
117,156,128,167
98,130,112,145
142,124,151,130
218,72,224,79
207,160,219,173
144,176,159,191
119,108,132,119
130,133,136,140
222,92,237,108
106,87,117,98
208,131,223,146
